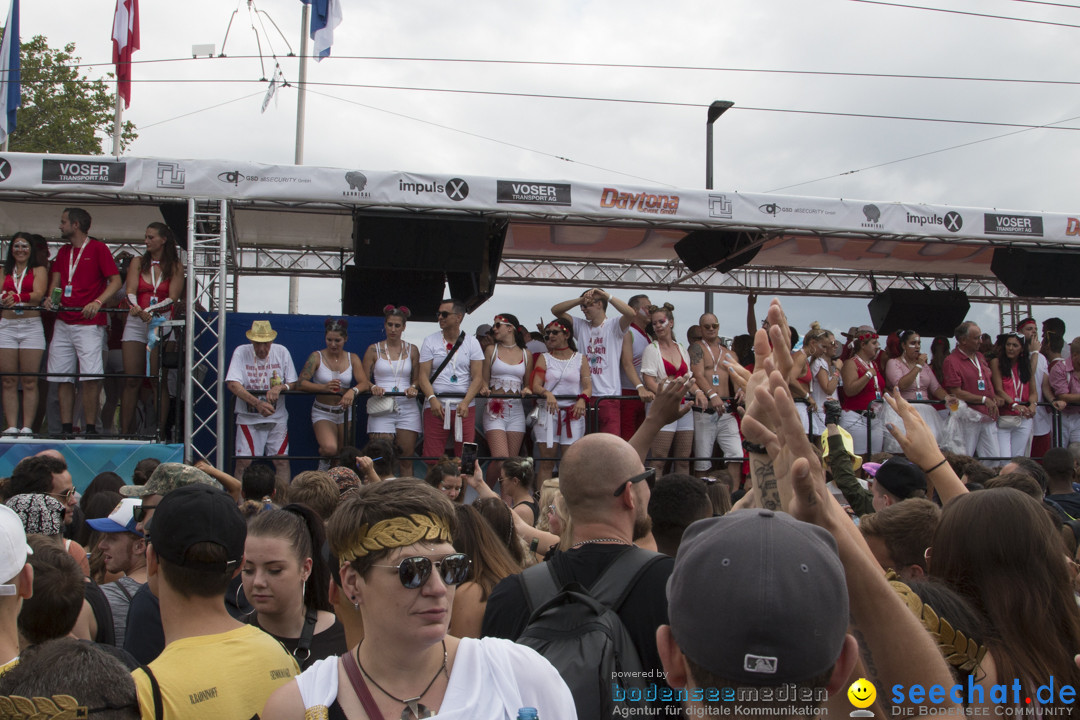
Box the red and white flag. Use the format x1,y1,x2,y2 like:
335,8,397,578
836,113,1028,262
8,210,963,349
111,0,139,108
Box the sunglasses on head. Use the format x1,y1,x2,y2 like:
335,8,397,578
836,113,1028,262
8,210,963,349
132,504,157,523
613,467,656,497
370,552,471,589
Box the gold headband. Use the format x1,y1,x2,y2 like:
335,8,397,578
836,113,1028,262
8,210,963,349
887,573,987,675
339,513,452,562
0,695,86,719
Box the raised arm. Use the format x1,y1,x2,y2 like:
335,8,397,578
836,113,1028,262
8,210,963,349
550,296,581,324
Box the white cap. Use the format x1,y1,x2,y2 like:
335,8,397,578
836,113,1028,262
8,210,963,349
0,505,31,591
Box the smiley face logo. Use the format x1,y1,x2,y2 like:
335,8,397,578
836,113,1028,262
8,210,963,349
847,678,877,709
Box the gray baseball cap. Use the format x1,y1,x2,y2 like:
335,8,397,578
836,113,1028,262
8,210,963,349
120,463,222,498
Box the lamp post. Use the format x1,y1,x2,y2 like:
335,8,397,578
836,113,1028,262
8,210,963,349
705,100,734,315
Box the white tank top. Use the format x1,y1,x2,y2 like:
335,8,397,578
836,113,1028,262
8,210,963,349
542,352,582,406
488,346,527,393
372,342,413,391
312,351,355,388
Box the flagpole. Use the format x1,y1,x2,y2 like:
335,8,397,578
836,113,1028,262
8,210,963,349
112,93,122,156
290,3,310,314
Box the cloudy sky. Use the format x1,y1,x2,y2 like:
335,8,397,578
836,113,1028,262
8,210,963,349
20,0,1080,344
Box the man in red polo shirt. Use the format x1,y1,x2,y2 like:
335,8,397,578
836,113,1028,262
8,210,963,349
44,208,122,436
942,320,1002,461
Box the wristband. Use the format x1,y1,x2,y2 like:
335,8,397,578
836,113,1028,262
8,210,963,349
864,371,873,379
577,394,590,403
923,458,948,474
529,537,540,553
708,392,717,400
635,383,644,390
427,394,437,402
742,439,767,455
127,293,139,307
915,364,924,370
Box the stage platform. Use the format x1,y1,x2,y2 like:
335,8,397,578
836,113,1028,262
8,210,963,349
0,439,184,491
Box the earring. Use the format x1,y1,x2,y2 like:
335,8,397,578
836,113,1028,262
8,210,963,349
350,596,359,611
301,580,306,603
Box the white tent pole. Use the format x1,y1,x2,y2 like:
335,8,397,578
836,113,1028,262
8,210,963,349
290,3,310,314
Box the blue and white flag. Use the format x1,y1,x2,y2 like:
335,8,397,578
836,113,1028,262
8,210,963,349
301,0,341,61
0,0,19,144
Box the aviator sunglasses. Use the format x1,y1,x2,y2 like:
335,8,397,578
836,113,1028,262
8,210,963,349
370,552,472,589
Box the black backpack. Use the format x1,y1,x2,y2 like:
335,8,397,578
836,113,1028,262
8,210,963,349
517,548,664,719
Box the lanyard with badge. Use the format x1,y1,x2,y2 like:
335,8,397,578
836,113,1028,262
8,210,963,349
148,260,161,305
11,266,26,316
65,242,89,298
970,355,986,392
703,341,722,386
1011,366,1023,404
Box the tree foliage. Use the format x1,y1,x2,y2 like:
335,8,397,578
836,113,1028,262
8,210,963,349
2,32,137,154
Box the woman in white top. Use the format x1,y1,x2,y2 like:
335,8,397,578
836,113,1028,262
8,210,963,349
531,319,590,484
640,303,704,476
480,313,532,487
807,324,841,437
298,318,370,468
362,306,421,477
0,233,47,434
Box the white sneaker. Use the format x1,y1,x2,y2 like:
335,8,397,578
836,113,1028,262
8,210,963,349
2,428,16,435
18,428,32,435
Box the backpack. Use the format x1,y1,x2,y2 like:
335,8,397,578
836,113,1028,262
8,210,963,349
517,547,664,719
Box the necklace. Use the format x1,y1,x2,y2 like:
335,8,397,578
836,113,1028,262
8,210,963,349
356,639,447,720
571,537,629,548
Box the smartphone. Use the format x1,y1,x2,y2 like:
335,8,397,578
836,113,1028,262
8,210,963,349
460,442,479,476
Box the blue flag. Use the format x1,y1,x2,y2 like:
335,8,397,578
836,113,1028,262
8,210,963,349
0,0,19,143
300,0,341,61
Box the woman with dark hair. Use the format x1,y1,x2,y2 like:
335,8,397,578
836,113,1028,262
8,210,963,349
480,313,532,486
242,504,346,669
0,232,47,434
641,303,702,475
930,488,1080,707
531,318,590,483
840,329,884,454
362,305,421,476
885,330,950,443
120,223,184,435
500,456,537,527
424,457,463,503
991,332,1038,460
298,318,369,468
472,495,528,568
263,480,574,719
449,504,520,639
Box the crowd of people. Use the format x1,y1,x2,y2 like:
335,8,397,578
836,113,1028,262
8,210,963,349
0,297,1073,718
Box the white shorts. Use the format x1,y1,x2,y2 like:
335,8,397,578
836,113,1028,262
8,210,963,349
647,401,695,433
311,400,346,426
483,396,526,433
236,421,289,457
533,406,585,447
693,411,743,471
47,322,105,382
121,315,150,344
0,316,45,351
367,396,422,434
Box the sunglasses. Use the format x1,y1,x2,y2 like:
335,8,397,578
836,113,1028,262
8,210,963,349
613,468,656,497
545,330,564,337
493,321,512,329
436,311,456,319
700,324,719,330
370,553,472,589
132,504,157,523
48,488,76,501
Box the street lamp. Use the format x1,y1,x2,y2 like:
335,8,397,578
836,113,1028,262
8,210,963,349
705,100,734,190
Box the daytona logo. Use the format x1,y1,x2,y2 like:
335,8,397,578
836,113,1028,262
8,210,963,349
600,188,679,215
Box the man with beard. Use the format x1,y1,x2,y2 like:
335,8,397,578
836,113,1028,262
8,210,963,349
43,208,121,436
481,433,675,712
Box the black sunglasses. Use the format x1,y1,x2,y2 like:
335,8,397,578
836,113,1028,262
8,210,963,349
436,311,456,319
132,504,157,523
613,468,656,497
370,553,471,589
544,330,564,337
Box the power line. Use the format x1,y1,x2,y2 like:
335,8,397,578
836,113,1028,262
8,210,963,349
849,0,1080,28
138,91,266,130
1004,0,1080,8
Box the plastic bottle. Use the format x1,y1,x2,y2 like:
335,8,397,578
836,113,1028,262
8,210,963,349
516,709,539,720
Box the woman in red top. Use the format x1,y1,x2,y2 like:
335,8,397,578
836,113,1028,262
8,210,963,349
640,304,705,475
120,223,184,435
0,233,48,434
991,332,1038,460
840,330,884,455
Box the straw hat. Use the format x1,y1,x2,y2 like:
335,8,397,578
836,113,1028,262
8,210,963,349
246,320,278,342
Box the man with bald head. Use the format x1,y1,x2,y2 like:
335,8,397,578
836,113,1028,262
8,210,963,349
482,433,675,713
689,312,743,488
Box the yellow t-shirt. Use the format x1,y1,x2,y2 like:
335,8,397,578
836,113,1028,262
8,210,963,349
133,624,299,719
0,657,17,677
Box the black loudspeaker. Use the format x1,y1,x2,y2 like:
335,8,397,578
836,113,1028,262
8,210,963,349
352,214,507,313
991,247,1080,298
673,230,762,273
342,266,446,322
868,289,970,336
157,202,188,243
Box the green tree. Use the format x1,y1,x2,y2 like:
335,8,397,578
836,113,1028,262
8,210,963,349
2,33,137,154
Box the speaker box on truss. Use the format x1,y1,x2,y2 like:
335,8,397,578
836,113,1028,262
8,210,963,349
673,230,763,273
352,213,507,313
342,266,446,322
991,247,1080,298
868,289,970,337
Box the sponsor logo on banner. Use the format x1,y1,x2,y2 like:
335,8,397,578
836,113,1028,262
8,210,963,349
156,162,185,189
0,158,11,182
217,170,312,187
984,213,1043,237
709,195,732,219
861,204,884,229
758,202,836,218
397,177,470,202
496,180,571,206
905,210,963,232
42,159,126,186
600,188,679,215
343,171,370,198
1068,218,1080,236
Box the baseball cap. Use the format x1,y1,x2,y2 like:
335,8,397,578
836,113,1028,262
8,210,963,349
120,463,221,498
873,457,927,500
0,505,32,588
148,484,245,572
86,498,143,537
475,324,493,338
5,494,64,537
667,510,848,684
